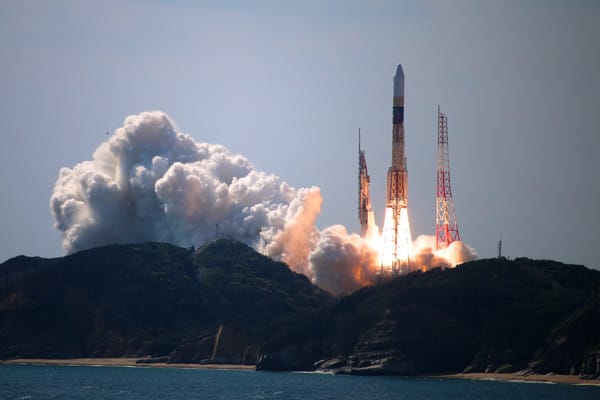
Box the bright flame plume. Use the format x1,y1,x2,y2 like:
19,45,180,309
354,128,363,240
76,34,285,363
379,206,412,273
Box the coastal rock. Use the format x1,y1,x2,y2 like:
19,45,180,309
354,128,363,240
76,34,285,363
464,347,521,373
579,350,600,379
168,335,216,364
527,294,600,376
169,324,259,365
316,315,420,375
260,258,600,377
256,349,312,371
344,317,417,375
317,357,346,370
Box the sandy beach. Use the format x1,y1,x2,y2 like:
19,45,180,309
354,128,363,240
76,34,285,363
3,360,599,386
0,358,255,371
439,372,600,386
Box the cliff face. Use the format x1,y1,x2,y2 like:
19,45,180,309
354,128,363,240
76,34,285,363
168,323,261,365
0,240,332,361
2,243,599,377
259,258,600,377
528,293,600,376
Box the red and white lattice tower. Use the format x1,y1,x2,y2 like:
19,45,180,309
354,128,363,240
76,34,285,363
435,106,460,250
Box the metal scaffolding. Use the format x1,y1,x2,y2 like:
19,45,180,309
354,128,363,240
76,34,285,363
435,106,461,250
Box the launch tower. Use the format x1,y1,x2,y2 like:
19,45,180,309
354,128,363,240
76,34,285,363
435,106,460,250
380,64,412,273
358,130,375,237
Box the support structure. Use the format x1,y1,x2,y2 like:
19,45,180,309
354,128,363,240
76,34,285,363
435,106,461,250
358,129,375,237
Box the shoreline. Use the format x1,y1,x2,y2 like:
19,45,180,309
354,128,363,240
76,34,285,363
0,358,255,371
2,359,598,386
437,372,600,387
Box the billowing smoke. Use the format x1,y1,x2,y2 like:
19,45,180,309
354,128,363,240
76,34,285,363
410,235,477,271
51,111,320,271
307,230,477,295
309,225,379,296
51,111,476,296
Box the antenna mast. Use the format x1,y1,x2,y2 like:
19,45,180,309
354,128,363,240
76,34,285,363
435,106,461,250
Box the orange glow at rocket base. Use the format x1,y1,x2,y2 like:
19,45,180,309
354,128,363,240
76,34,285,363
364,207,477,280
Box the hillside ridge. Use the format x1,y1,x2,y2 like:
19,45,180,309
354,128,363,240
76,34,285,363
1,242,598,378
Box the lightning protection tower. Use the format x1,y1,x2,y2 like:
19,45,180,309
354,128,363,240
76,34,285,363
435,106,461,250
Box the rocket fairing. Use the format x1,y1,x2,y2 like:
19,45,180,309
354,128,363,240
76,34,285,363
386,64,408,209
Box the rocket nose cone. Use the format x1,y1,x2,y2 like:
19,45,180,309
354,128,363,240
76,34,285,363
393,64,404,97
394,64,404,79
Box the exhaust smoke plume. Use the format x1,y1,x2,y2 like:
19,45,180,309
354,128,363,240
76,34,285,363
309,225,379,296
51,111,476,296
410,235,476,271
51,111,319,270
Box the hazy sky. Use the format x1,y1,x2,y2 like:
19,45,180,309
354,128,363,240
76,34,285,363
1,0,599,269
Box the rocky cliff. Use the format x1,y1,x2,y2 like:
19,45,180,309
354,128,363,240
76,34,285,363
2,243,598,378
258,258,600,378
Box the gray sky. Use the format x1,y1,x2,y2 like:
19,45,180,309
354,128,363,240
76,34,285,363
1,0,599,269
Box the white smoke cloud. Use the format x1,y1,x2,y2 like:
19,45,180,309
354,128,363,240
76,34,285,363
307,231,477,296
410,235,477,271
51,110,476,296
309,225,380,296
50,111,321,273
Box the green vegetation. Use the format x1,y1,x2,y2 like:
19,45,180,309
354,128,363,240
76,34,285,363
1,242,598,376
260,258,600,375
0,239,331,360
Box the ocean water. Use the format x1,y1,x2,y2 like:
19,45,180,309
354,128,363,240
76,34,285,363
1,364,599,400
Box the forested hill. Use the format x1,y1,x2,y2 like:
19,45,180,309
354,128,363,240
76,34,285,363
1,241,599,379
0,239,331,363
258,257,600,378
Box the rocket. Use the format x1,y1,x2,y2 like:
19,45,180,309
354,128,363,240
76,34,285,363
379,64,411,273
386,64,408,209
379,64,412,273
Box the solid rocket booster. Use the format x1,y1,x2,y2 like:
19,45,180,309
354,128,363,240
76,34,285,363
386,64,408,208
